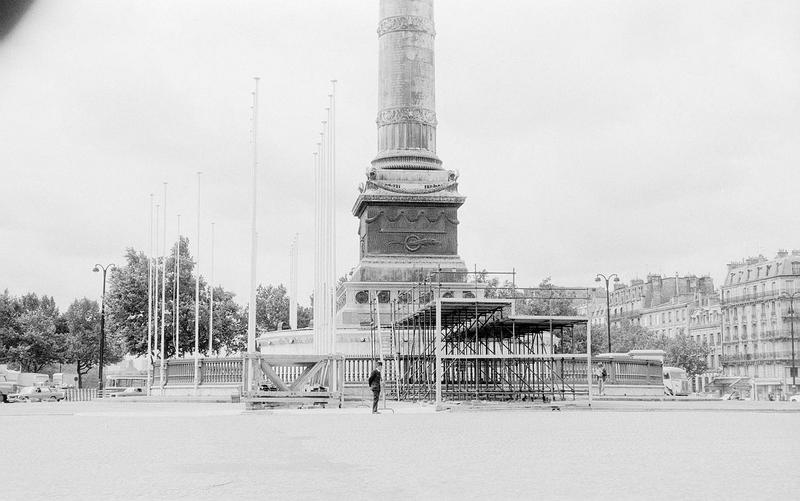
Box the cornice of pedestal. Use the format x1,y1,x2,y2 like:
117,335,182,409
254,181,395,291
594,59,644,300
352,191,466,217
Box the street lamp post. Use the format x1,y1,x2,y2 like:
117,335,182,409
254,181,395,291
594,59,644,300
780,291,800,390
93,263,115,394
595,273,619,354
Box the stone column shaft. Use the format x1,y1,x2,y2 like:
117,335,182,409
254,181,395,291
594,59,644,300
374,0,441,169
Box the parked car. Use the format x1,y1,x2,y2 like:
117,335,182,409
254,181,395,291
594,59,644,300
721,392,742,400
109,387,144,397
789,394,800,402
9,386,66,402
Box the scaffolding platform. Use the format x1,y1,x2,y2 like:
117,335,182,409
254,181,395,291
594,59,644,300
382,284,592,404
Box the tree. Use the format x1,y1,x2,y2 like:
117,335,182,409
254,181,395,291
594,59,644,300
105,248,150,356
0,292,66,373
106,240,247,358
63,298,124,388
658,333,710,377
517,277,579,316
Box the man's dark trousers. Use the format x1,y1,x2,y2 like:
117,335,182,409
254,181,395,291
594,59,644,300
372,389,380,413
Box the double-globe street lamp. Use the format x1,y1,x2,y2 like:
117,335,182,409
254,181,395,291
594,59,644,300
93,263,115,394
595,273,619,354
780,291,799,390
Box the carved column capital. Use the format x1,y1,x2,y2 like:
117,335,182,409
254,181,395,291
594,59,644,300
377,15,435,37
376,106,438,127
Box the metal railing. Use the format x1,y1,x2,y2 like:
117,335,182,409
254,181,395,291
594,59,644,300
64,388,98,401
721,290,781,306
722,351,797,363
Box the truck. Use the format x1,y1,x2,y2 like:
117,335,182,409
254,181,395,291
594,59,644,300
0,374,21,403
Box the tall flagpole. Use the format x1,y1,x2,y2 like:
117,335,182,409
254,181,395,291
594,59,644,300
155,202,162,388
320,124,327,355
174,214,181,358
312,148,322,354
329,82,337,355
194,172,202,391
289,234,298,330
146,194,154,395
247,77,260,392
160,183,167,391
209,221,215,354
323,112,330,355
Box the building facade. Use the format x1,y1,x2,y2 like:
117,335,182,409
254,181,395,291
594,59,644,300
584,274,717,338
688,299,722,393
719,250,800,399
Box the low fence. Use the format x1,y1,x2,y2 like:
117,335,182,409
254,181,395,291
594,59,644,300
64,388,98,401
149,354,662,399
595,356,663,385
150,357,245,387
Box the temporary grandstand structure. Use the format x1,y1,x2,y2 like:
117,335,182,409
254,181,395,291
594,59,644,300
364,275,597,404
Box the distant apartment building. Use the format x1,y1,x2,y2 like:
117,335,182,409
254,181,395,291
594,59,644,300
717,250,800,399
688,299,723,392
584,274,717,335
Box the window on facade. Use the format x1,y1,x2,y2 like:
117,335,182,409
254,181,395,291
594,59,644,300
766,265,772,276
793,262,800,274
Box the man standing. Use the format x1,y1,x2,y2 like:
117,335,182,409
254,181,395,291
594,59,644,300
368,361,383,414
595,362,608,396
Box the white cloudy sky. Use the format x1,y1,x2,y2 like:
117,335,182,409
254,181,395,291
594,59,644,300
1,0,798,309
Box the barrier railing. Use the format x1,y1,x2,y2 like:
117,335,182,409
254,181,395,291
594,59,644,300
64,388,98,401
151,354,662,395
202,358,244,385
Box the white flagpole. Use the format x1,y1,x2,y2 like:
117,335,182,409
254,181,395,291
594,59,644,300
155,202,162,388
246,77,260,392
324,110,330,356
161,183,167,390
313,148,320,353
330,80,338,353
194,172,202,391
174,214,181,358
146,194,154,395
160,183,167,391
209,221,215,354
321,120,328,355
289,234,298,330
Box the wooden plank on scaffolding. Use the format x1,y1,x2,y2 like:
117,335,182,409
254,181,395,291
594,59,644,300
259,359,291,391
261,355,331,365
289,360,327,391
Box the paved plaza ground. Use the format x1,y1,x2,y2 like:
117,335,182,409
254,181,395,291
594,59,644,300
1,400,798,500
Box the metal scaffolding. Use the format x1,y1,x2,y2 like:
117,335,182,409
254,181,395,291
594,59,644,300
386,277,592,404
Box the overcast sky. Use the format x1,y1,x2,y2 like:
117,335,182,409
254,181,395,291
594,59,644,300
1,0,799,309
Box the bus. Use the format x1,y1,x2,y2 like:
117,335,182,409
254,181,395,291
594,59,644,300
663,366,690,396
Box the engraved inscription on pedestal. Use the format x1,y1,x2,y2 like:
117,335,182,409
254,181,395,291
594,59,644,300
361,206,458,257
